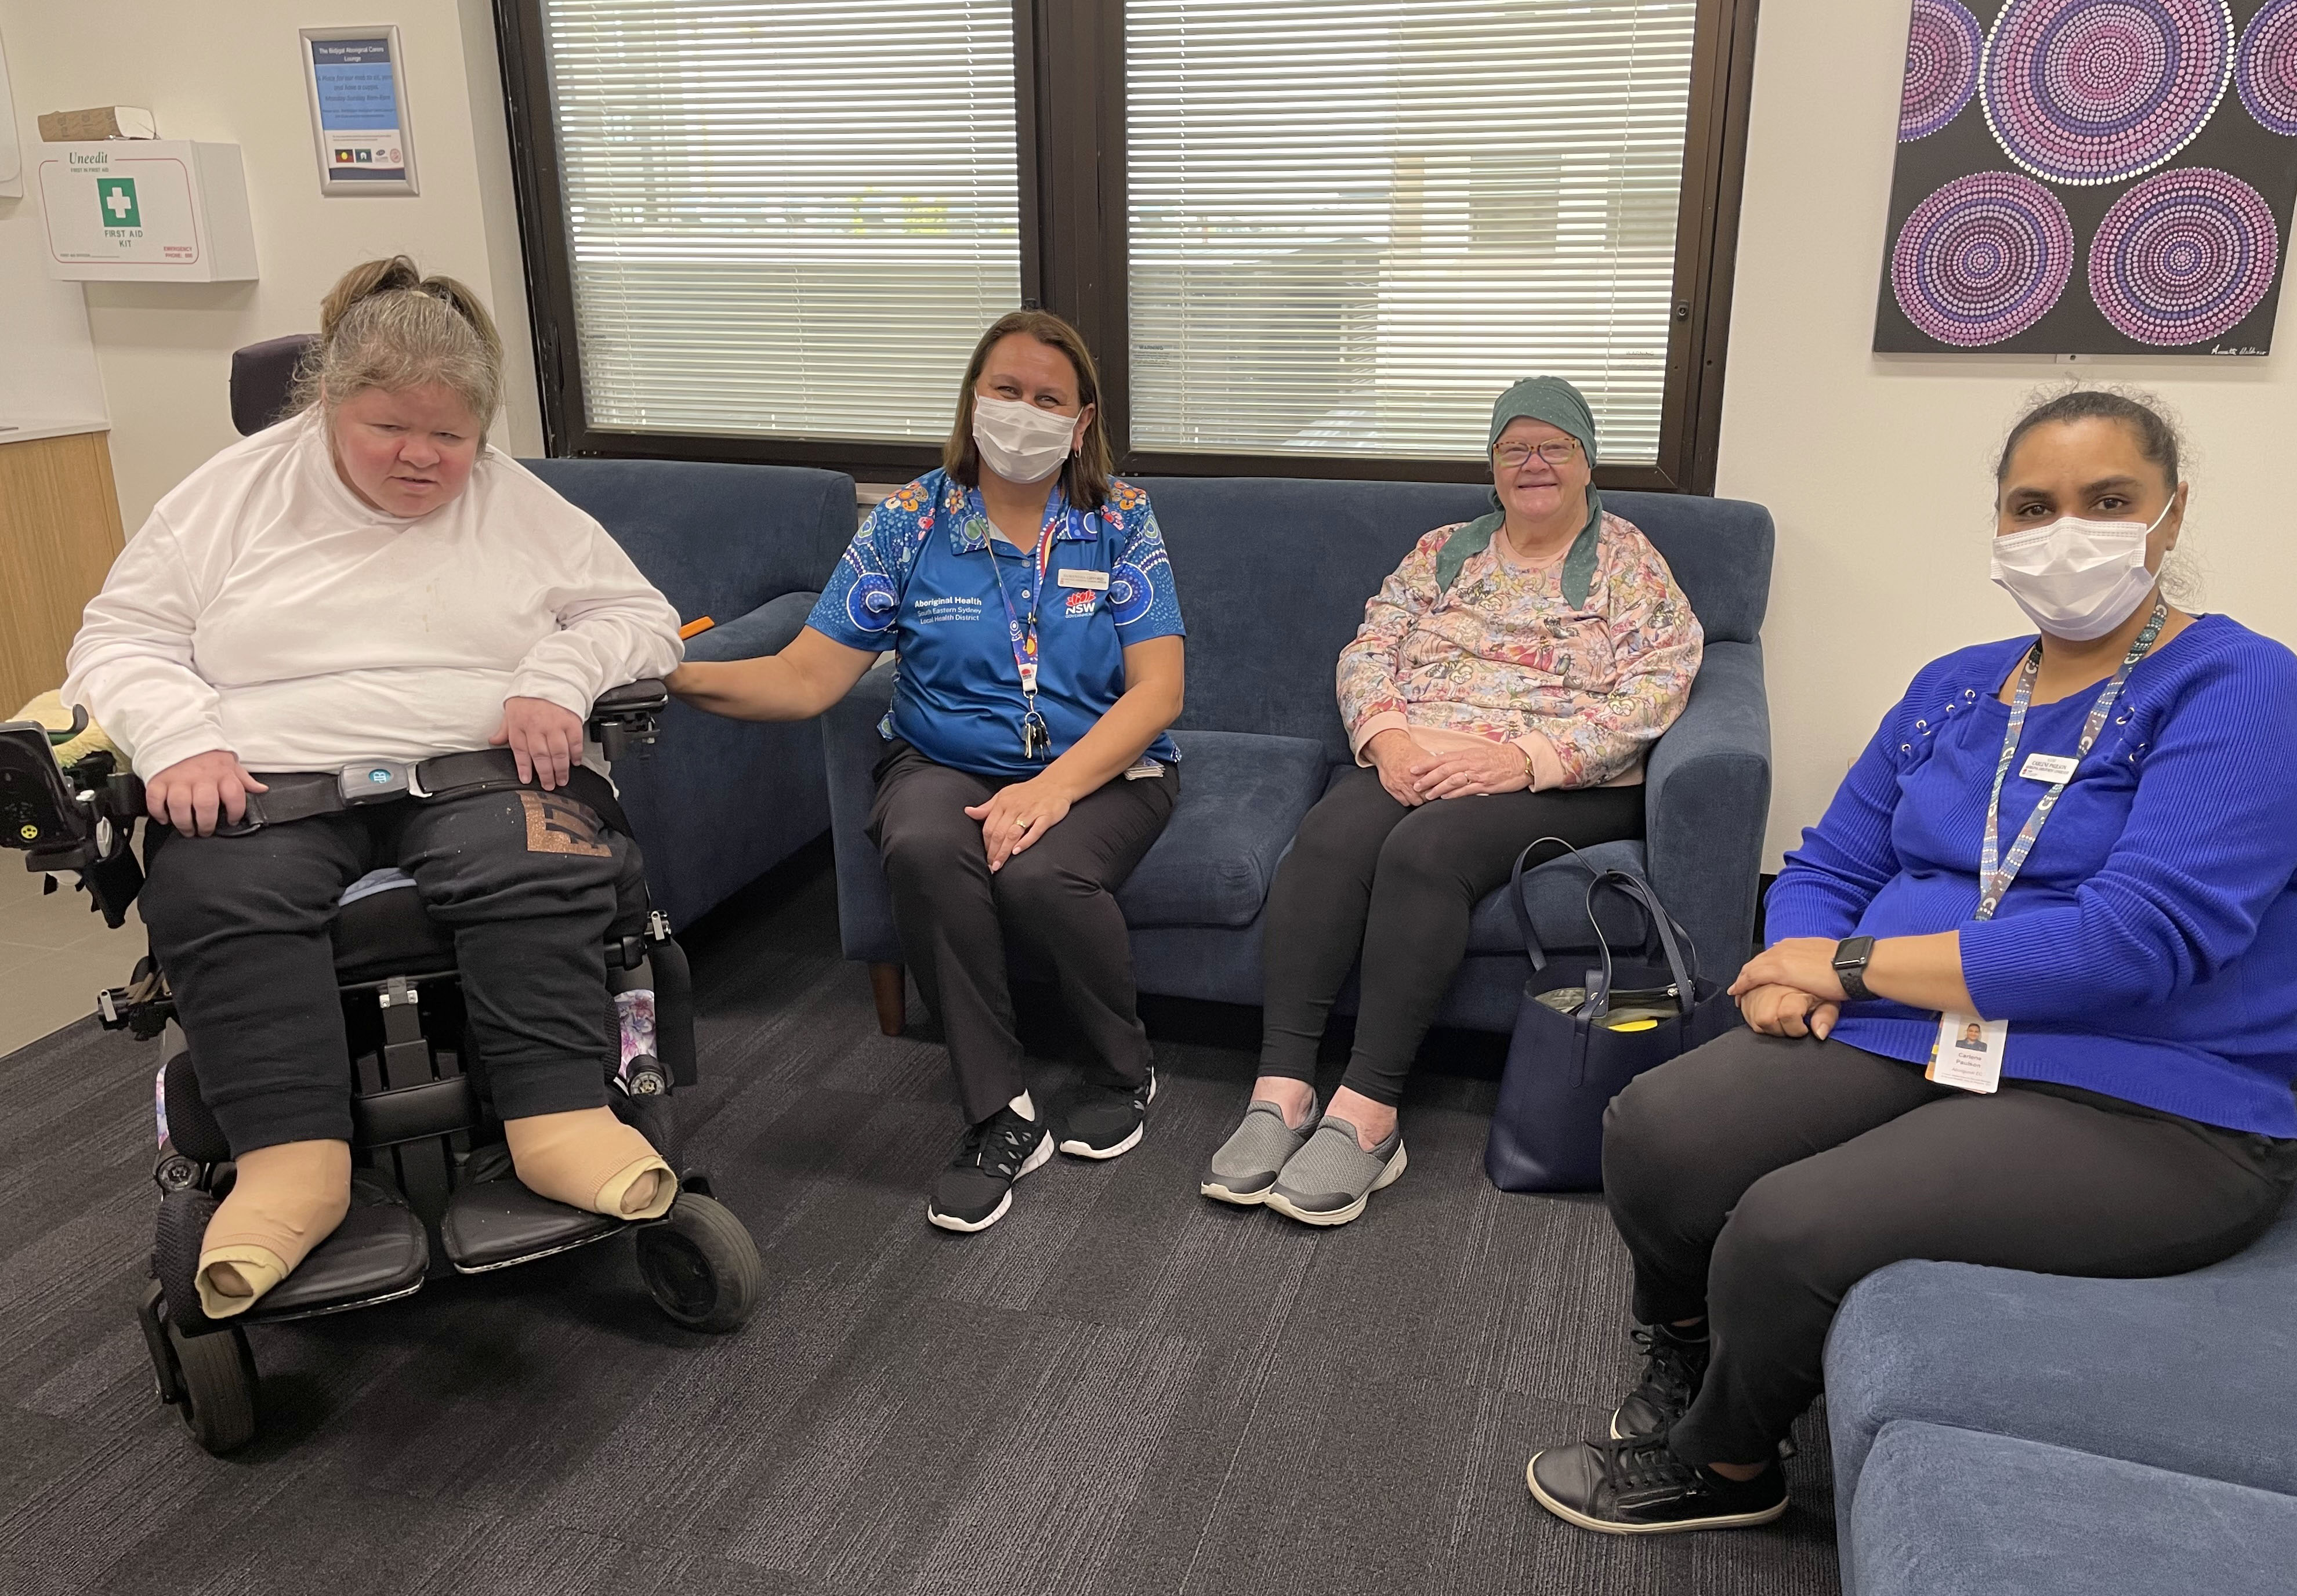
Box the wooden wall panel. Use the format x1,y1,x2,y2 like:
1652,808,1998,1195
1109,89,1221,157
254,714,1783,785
0,431,126,716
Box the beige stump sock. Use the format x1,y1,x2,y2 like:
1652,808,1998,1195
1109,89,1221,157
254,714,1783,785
196,1140,353,1319
502,1107,676,1221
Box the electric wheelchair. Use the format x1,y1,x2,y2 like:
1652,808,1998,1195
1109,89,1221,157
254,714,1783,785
0,684,763,1455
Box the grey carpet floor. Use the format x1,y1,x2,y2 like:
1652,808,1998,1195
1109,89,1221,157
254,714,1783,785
0,846,1839,1596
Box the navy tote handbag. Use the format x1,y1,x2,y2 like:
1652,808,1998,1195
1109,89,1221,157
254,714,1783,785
1484,840,1742,1193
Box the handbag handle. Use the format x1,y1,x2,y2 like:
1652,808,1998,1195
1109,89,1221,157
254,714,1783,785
1580,868,1699,1019
1509,835,1610,973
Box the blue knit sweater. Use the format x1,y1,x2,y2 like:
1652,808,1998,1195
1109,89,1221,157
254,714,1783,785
1767,614,2297,1136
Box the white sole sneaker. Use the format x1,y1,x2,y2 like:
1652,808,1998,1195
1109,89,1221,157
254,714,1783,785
1198,1177,1273,1206
926,1130,1053,1233
1263,1142,1408,1227
1056,1071,1158,1160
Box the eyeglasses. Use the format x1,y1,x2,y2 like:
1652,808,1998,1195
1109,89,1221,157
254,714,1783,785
1494,439,1582,470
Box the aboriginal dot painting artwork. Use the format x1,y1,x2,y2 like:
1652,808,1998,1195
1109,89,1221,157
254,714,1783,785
1876,0,2297,353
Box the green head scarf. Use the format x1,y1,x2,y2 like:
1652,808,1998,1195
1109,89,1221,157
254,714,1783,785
1434,375,1604,605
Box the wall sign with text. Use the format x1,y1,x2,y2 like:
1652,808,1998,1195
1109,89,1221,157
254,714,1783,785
300,24,419,196
1876,0,2297,354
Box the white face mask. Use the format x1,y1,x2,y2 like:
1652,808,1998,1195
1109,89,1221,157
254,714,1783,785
1989,500,2172,642
972,394,1078,485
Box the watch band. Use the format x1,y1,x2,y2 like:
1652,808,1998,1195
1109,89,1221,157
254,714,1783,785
1832,936,1875,1004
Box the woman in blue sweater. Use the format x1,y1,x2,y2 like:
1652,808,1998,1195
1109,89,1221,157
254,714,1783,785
1528,389,2297,1536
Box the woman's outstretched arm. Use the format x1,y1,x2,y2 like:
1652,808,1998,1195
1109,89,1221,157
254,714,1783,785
669,627,879,723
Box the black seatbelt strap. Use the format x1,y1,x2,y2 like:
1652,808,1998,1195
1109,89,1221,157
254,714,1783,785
226,753,630,837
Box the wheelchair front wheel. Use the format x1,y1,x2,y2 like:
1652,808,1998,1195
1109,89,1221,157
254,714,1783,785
165,1316,258,1454
635,1192,760,1333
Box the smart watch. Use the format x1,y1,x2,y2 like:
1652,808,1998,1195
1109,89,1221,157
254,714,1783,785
1831,935,1876,1004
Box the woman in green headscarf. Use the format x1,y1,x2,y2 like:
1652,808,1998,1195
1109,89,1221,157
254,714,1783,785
1198,376,1704,1225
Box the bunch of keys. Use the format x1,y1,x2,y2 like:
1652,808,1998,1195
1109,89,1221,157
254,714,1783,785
1017,659,1050,759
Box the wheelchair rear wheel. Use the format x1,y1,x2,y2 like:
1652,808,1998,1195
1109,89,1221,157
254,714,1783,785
164,1316,258,1454
635,1192,760,1333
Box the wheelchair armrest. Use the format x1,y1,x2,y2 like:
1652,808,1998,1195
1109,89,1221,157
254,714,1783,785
587,679,670,764
0,720,146,926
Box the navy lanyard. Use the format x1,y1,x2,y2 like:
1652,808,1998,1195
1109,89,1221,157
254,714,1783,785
980,507,1058,760
1976,600,2166,920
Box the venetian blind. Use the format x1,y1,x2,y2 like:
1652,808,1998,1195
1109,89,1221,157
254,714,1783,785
1128,0,1696,463
540,0,1021,440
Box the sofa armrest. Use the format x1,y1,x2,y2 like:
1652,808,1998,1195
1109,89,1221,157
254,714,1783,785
1824,1211,2297,1580
822,655,901,963
1643,638,1771,986
682,591,818,663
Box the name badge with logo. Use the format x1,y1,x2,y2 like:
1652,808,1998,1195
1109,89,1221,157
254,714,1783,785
1057,568,1109,592
2020,753,2079,784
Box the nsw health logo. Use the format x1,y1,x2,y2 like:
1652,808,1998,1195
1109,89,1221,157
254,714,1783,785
98,176,141,230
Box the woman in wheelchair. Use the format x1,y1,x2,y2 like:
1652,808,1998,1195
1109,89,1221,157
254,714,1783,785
60,257,686,1320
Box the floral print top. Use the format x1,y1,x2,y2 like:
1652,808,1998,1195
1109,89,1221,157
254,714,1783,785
1338,513,1702,789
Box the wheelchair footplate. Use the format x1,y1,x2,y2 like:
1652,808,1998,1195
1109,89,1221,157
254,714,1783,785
438,1145,632,1275
241,1175,431,1323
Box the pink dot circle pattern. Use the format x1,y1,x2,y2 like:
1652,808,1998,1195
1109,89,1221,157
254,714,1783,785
1981,0,2234,184
2088,166,2280,344
1903,0,1986,140
2237,0,2297,135
1892,171,2076,344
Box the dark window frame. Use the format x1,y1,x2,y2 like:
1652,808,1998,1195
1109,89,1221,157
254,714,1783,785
493,0,1759,495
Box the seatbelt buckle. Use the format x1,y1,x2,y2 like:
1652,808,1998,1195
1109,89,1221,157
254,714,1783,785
339,761,415,804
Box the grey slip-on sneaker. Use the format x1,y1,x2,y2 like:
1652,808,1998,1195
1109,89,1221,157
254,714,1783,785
1200,1098,1317,1205
1263,1113,1406,1226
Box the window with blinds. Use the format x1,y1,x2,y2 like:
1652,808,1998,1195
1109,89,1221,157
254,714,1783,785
1127,0,1697,464
540,0,1022,441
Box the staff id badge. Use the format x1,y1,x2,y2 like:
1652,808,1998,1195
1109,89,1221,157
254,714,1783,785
1927,1011,2006,1094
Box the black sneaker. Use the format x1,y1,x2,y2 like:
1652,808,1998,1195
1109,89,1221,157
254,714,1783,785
1611,1324,1709,1440
1056,1068,1156,1159
927,1106,1053,1233
1527,1436,1787,1535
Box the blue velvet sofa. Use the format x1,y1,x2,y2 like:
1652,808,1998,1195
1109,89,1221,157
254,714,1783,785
823,476,1774,1036
522,457,857,930
1824,1204,2297,1594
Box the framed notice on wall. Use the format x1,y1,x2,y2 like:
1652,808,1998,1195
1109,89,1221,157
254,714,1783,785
299,25,418,196
1876,0,2297,356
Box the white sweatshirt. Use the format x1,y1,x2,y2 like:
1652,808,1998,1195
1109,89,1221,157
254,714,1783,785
64,413,684,775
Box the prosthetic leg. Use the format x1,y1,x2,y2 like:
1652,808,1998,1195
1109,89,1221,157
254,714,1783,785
195,1140,354,1318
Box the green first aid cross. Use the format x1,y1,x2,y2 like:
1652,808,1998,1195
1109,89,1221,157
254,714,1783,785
97,177,140,228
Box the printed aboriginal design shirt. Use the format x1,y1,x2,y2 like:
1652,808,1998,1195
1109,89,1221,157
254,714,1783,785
1337,513,1702,788
806,469,1184,779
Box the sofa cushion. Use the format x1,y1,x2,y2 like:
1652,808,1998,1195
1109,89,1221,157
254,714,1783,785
521,457,856,627
1850,1421,2297,1596
1117,730,1327,929
1131,475,1774,756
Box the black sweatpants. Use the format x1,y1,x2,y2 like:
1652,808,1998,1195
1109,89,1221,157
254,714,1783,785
1605,1026,2297,1466
142,782,642,1155
867,741,1178,1126
1258,765,1644,1105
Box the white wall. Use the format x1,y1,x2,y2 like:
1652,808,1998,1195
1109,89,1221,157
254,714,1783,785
0,28,108,427
1718,0,2297,866
0,0,539,531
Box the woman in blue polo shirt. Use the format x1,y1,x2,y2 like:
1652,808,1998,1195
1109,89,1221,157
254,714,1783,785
670,310,1185,1233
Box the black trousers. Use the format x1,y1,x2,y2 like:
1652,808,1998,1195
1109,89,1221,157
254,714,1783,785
1258,766,1644,1105
867,741,1178,1126
1605,1026,2297,1466
142,785,642,1155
